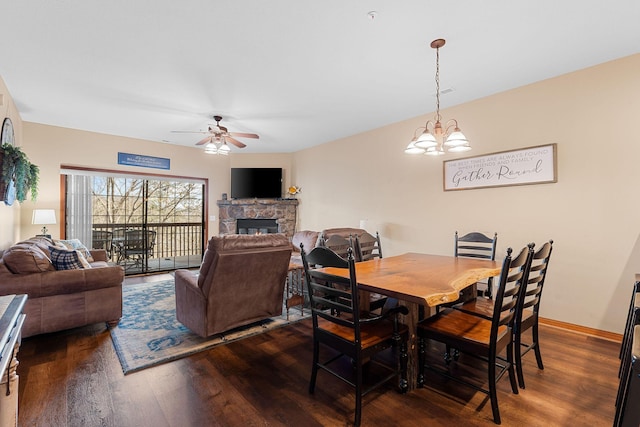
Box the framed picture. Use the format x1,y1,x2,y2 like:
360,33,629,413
443,143,557,191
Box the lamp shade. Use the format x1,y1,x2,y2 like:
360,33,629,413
443,129,469,147
32,209,56,225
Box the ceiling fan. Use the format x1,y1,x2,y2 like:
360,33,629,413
172,115,259,154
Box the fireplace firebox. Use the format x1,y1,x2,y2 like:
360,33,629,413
236,219,279,235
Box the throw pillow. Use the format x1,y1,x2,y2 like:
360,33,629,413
48,246,87,270
2,244,54,274
57,239,94,262
75,250,93,269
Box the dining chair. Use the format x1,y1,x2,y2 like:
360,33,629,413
355,231,383,261
455,231,498,297
301,246,409,427
91,229,113,259
452,240,554,389
354,231,393,312
620,280,640,366
615,285,640,426
321,234,355,260
417,244,534,425
118,229,157,267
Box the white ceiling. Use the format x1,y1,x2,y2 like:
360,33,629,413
1,1,639,154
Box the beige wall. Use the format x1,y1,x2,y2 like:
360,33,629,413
18,123,231,240
3,54,638,333
0,77,24,248
292,54,640,333
10,124,295,242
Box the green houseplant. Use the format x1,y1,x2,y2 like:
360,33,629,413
0,143,40,203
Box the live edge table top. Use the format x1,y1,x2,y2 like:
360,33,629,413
318,252,501,307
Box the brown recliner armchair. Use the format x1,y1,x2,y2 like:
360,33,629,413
174,233,292,338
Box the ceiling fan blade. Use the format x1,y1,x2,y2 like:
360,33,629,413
226,137,247,148
229,132,259,139
195,136,212,146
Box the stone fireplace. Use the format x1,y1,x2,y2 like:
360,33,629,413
217,198,299,239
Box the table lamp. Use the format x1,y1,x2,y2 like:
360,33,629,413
32,209,56,237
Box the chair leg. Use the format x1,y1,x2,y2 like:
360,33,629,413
355,359,363,427
309,339,319,394
532,323,544,370
515,328,525,390
506,342,519,394
488,354,501,425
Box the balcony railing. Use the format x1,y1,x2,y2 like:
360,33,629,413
92,222,204,274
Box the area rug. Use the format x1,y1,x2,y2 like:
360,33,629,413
108,279,310,374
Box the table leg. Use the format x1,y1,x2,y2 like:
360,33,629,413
400,301,437,391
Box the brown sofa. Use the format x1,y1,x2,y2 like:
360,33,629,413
175,233,292,338
0,236,124,337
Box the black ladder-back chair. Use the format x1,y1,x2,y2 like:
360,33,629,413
513,240,553,388
417,244,534,425
321,233,388,312
455,231,498,297
355,231,391,311
615,281,640,426
301,246,409,427
453,240,554,389
620,281,640,369
321,234,355,260
355,231,383,261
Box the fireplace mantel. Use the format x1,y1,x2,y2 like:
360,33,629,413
217,198,299,238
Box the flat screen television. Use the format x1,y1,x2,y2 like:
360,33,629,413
231,168,282,199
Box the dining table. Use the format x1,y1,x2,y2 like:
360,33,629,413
316,252,501,390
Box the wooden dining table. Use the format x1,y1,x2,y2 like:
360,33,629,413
316,252,501,390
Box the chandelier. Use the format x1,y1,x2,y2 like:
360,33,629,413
405,39,470,156
204,137,231,155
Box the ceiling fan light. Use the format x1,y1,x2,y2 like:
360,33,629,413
415,131,438,148
204,143,218,154
443,129,469,147
405,141,426,154
218,144,231,155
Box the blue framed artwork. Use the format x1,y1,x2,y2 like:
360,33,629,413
117,152,170,170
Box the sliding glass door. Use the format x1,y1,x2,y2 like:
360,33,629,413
65,171,205,275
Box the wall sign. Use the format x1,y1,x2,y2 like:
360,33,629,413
443,143,557,191
117,152,170,170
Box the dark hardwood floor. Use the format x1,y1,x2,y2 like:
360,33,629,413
16,314,620,427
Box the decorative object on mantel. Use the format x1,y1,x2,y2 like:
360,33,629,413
0,143,40,205
404,39,471,156
443,143,557,191
287,185,301,198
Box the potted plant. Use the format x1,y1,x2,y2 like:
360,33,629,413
0,143,40,204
